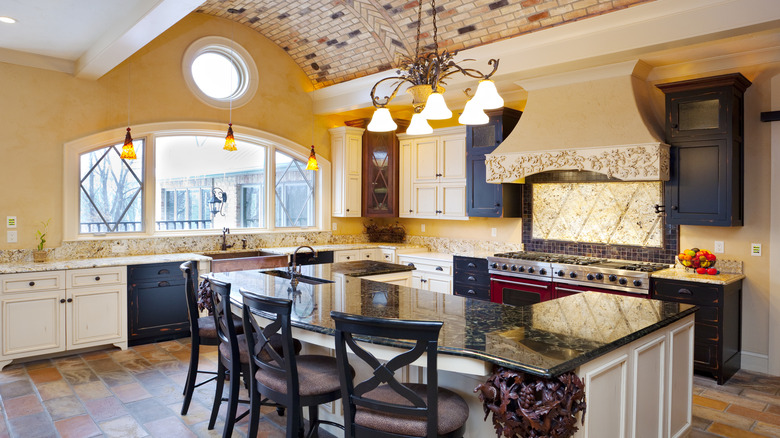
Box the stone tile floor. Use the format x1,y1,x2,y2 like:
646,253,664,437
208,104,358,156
0,338,777,437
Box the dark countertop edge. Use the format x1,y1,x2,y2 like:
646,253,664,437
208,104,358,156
331,261,416,277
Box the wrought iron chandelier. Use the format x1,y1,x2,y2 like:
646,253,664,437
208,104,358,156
367,0,504,135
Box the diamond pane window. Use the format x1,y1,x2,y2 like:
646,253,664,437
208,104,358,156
275,151,315,228
155,136,266,230
79,140,144,233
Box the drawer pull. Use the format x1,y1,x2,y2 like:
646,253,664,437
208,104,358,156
95,276,101,281
467,263,476,268
421,279,427,283
467,289,476,295
678,288,692,295
158,269,170,275
29,281,35,287
467,276,476,282
67,298,73,303
407,263,415,267
345,256,351,260
60,298,66,303
435,266,444,271
158,281,170,287
366,254,371,258
385,254,390,259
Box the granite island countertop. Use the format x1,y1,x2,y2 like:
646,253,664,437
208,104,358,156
208,262,696,378
330,260,416,277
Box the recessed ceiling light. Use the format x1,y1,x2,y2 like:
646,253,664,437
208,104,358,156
0,16,17,24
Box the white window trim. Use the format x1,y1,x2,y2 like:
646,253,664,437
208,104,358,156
63,121,331,241
182,36,259,109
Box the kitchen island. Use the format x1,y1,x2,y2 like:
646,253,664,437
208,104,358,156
209,263,697,438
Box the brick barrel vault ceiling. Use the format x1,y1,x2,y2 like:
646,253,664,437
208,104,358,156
197,0,657,89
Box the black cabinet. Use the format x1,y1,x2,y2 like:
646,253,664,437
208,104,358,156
652,277,742,384
657,74,751,226
128,262,191,345
453,255,490,301
466,108,522,218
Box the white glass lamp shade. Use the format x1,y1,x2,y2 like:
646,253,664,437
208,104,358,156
458,98,489,125
367,108,398,132
420,92,452,120
406,113,433,135
472,79,504,109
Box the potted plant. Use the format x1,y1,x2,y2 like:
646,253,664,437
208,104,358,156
33,219,51,262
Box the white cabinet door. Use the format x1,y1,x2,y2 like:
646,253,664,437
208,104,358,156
414,184,438,217
359,248,381,260
439,184,467,219
399,140,413,217
1,292,66,357
413,138,439,183
68,285,126,349
381,249,396,263
329,127,364,217
439,134,467,181
427,275,453,294
334,250,360,262
410,272,424,289
346,175,361,216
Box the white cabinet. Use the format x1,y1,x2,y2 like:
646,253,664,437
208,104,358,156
334,248,382,262
361,271,412,287
397,253,453,294
330,126,364,217
0,267,127,370
398,126,467,219
380,248,396,263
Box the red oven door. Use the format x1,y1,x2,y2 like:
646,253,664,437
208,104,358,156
553,282,648,298
490,275,553,305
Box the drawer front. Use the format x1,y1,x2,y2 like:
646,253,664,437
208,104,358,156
453,271,490,288
453,284,490,301
694,342,719,370
334,250,360,262
453,256,488,272
67,267,126,288
652,279,720,305
397,257,452,275
128,262,184,282
1,271,66,294
695,305,719,324
695,322,719,344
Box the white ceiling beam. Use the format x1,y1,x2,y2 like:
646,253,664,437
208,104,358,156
75,0,204,80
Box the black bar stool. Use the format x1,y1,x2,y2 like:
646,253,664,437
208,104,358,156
331,311,469,438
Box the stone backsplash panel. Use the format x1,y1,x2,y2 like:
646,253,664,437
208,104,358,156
532,182,663,247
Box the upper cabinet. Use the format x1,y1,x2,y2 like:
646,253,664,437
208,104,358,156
657,73,751,226
398,127,468,220
330,127,364,217
466,108,523,218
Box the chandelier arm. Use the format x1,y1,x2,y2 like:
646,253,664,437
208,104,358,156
440,64,487,81
484,58,500,79
370,77,413,107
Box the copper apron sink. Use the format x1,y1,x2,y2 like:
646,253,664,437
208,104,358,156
203,250,289,273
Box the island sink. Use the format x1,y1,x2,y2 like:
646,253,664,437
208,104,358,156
260,269,334,285
204,250,289,273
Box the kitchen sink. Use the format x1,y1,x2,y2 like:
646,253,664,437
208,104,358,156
260,269,334,285
204,250,289,273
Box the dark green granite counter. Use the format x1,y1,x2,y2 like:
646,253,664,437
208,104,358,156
208,263,696,378
330,260,416,276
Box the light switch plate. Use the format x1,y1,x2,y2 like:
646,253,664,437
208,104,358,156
714,241,724,253
7,230,17,243
332,222,337,231
421,224,425,232
491,228,497,237
751,243,762,256
6,216,16,228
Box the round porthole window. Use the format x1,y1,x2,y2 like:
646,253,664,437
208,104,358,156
183,36,258,108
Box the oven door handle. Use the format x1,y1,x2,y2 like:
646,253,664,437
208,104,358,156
554,286,584,294
492,278,549,289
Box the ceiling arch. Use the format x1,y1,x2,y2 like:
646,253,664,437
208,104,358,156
196,0,658,89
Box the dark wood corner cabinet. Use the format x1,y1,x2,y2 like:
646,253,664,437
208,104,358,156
453,255,490,301
657,73,751,226
652,277,742,384
466,108,523,218
128,262,191,345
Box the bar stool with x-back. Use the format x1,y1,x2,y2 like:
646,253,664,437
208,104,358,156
331,311,469,438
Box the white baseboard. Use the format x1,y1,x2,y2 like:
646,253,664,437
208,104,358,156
741,351,772,375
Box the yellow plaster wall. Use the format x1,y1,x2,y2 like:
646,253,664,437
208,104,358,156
0,13,326,250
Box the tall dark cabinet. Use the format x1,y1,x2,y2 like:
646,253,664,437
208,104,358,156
128,262,191,345
657,73,751,226
466,108,523,217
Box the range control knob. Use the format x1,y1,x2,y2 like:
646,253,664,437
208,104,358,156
569,272,577,278
595,273,604,280
511,265,517,271
633,279,643,287
608,274,618,282
539,268,547,275
557,270,565,277
586,274,595,280
490,263,498,269
501,264,508,270
619,278,628,285
518,266,525,272
528,267,535,274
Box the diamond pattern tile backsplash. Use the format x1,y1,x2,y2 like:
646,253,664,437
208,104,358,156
532,182,663,248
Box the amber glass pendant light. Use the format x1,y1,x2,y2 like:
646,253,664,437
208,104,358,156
120,63,136,159
306,116,319,171
224,13,238,152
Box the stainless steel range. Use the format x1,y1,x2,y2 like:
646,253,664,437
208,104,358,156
487,251,670,304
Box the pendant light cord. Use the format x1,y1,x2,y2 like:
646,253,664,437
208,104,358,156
432,0,438,55
414,0,422,58
127,63,131,127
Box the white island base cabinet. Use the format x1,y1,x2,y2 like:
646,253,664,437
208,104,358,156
0,267,128,370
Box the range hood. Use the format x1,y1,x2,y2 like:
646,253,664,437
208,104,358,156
486,60,669,183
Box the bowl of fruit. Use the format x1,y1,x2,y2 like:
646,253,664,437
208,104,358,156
678,248,719,274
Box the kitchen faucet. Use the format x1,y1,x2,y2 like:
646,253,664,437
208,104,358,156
290,245,317,274
220,227,234,251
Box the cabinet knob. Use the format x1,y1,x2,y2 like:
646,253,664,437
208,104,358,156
671,205,678,211
436,266,444,271
60,298,66,303
346,208,350,212
671,123,679,129
421,279,427,283
29,281,35,287
467,289,476,295
678,288,692,295
467,263,476,268
67,298,73,303
436,210,442,214
346,256,351,260
158,281,170,287
409,209,413,213
495,203,501,207
436,173,442,177
407,263,415,267
365,254,371,258
95,276,101,281
158,269,169,275
467,275,476,281
385,254,390,259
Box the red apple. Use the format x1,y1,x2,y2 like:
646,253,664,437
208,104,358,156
706,253,717,261
696,267,707,274
707,268,718,275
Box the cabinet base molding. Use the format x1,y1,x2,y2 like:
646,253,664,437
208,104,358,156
0,343,129,371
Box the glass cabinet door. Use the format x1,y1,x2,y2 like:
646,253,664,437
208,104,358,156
363,131,398,217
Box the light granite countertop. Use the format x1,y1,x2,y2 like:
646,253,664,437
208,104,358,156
651,267,745,285
0,253,211,274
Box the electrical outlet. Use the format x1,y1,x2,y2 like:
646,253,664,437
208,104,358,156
332,222,337,231
714,241,724,253
491,227,497,237
7,230,17,243
421,224,425,232
751,243,762,256
6,216,16,228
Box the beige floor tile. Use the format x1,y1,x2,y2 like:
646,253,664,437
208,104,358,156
700,388,767,411
3,394,44,419
753,421,780,437
54,415,102,438
694,394,729,411
99,415,149,438
726,405,780,427
36,379,74,401
111,382,153,403
73,380,112,401
144,416,197,438
707,422,770,437
44,395,87,421
692,405,755,430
